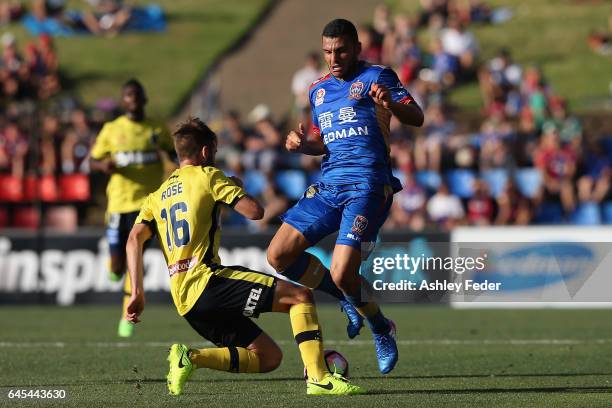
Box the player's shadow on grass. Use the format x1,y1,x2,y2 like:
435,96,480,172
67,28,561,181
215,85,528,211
133,377,302,384
368,386,612,396
354,372,612,380
12,373,612,388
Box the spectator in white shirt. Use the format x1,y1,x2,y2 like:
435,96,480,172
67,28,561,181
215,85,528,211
291,51,322,110
440,16,478,72
427,182,465,229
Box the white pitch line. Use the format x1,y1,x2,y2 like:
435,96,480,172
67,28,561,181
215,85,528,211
2,339,612,348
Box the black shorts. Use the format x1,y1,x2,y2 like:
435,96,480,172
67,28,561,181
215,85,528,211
105,211,140,259
184,264,277,348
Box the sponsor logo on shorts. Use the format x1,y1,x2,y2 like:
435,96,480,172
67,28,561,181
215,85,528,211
107,213,121,229
351,215,368,235
243,287,263,317
349,80,364,100
168,256,197,277
305,185,318,198
315,88,325,106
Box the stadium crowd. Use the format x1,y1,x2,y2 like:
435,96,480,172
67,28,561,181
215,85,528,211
1,0,611,231
0,30,118,229
216,1,612,231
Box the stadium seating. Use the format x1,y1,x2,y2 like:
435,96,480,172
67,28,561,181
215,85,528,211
514,168,542,199
23,176,38,201
0,207,7,228
40,176,59,202
600,137,612,161
275,170,307,200
481,168,509,198
601,201,612,225
244,170,267,196
59,174,90,202
0,175,23,202
570,202,601,225
415,170,442,193
533,201,564,224
446,169,476,198
13,207,40,229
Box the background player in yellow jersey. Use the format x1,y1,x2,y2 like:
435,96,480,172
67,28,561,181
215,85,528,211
90,79,174,337
124,118,363,396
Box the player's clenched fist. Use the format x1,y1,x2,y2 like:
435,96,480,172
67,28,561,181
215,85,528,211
369,83,392,110
286,123,306,152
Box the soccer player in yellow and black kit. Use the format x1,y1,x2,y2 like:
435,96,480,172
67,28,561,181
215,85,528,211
124,118,363,396
90,79,174,338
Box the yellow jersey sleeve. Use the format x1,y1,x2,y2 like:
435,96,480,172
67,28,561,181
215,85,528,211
208,168,246,205
90,123,112,160
135,194,155,225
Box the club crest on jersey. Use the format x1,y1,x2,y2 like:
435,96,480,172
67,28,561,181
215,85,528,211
349,80,364,100
351,215,368,235
305,184,318,198
314,88,325,106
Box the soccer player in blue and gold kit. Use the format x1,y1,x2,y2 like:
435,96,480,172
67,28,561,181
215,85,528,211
124,118,363,396
267,19,424,374
90,79,174,337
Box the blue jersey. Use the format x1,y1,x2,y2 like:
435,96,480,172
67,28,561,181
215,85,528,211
309,62,414,191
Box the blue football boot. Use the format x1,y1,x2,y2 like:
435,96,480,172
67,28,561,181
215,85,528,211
339,300,364,339
372,319,398,374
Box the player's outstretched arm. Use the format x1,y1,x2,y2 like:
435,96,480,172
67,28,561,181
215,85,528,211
125,223,152,323
369,83,424,127
286,123,326,156
233,195,265,220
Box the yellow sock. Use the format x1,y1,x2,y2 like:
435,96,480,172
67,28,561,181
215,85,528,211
189,347,260,373
289,303,328,382
122,273,131,319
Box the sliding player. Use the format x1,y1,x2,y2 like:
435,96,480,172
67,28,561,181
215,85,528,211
125,118,363,396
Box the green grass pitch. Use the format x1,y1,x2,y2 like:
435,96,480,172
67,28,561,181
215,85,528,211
1,305,612,407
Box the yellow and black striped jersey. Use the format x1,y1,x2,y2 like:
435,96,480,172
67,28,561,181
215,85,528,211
90,115,173,213
135,165,246,315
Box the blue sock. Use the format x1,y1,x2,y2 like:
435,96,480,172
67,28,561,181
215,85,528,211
282,252,310,282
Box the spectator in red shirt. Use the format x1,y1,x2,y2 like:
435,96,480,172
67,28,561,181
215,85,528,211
533,123,576,212
0,119,28,178
466,179,494,225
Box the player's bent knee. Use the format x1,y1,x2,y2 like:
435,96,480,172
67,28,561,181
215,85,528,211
331,271,360,295
293,285,314,305
266,248,287,272
257,345,283,373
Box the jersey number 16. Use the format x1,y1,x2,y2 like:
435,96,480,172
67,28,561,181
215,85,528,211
160,202,191,251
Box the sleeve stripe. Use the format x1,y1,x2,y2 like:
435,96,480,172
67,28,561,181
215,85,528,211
398,96,414,105
229,193,245,208
310,123,321,136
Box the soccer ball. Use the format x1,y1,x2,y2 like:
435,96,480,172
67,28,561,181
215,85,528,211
303,349,349,379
